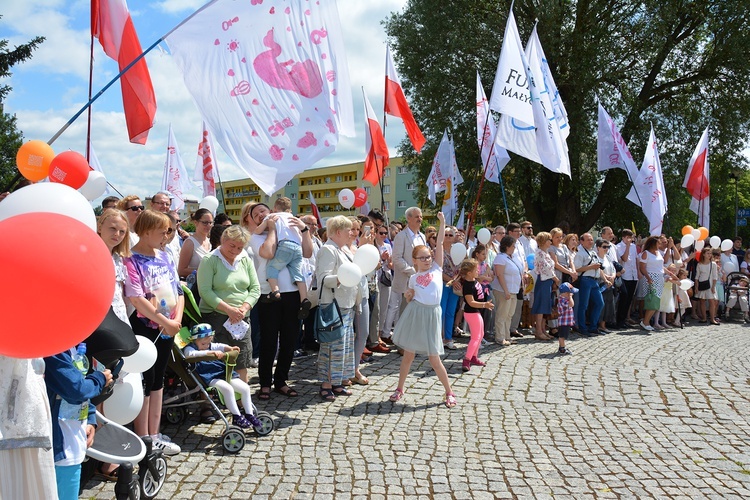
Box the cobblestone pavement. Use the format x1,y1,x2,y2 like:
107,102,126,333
82,320,750,499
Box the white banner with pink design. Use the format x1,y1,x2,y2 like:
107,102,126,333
165,0,354,195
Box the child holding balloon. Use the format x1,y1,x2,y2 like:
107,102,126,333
389,212,457,408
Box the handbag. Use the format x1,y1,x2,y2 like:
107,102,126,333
644,290,661,310
314,278,345,344
378,269,392,287
698,280,711,291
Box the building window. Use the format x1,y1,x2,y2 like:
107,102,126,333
290,193,297,199
286,180,292,186
384,168,391,177
325,177,330,183
335,175,342,182
398,166,408,174
325,191,331,197
397,201,406,208
406,182,416,191
383,185,391,194
364,187,371,194
383,201,390,210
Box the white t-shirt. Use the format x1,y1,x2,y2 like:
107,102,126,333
266,212,301,243
408,262,443,306
249,233,295,294
616,241,638,281
55,418,88,466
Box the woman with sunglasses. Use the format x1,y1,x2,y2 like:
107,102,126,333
178,208,214,278
116,195,144,246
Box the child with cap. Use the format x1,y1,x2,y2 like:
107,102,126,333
183,324,260,429
557,283,577,355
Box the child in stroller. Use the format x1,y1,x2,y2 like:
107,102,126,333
183,324,261,430
724,273,750,323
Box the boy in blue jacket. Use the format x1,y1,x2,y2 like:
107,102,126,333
44,347,112,500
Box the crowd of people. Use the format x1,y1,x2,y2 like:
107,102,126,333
6,186,750,498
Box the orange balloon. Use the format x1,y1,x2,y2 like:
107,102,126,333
16,140,54,181
681,225,694,236
698,227,709,241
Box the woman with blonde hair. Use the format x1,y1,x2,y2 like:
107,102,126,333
116,195,144,245
315,216,359,401
97,209,132,324
178,208,214,278
531,232,559,340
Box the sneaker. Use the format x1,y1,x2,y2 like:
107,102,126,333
454,327,465,337
639,321,654,332
480,338,490,347
245,414,261,428
249,358,259,368
461,359,471,372
557,347,573,355
293,349,308,359
444,340,457,350
150,434,181,455
232,414,252,429
470,356,486,367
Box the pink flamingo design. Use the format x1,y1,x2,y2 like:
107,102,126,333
253,29,323,98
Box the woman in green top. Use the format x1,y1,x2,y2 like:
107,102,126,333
197,225,261,382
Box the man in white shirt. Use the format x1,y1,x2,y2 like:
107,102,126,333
384,207,426,339
601,226,618,264
615,229,638,328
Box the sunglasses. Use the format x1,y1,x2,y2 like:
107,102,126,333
415,256,432,261
199,220,214,226
445,233,456,237
601,245,611,249
127,205,145,212
378,231,388,235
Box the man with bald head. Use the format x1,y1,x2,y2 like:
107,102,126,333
574,233,605,335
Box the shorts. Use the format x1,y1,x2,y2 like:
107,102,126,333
267,239,304,284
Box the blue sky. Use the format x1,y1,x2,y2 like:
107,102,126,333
1,0,409,201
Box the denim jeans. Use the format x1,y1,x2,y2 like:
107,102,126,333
577,276,604,333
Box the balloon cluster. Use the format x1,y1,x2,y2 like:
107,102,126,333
16,140,108,201
337,188,368,210
680,225,733,255
105,336,158,425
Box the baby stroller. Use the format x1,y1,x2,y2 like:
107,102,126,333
161,287,274,454
723,272,750,322
83,308,168,500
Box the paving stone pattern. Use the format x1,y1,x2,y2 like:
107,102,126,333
82,322,750,499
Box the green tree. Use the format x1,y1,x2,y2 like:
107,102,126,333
385,0,750,237
0,31,45,189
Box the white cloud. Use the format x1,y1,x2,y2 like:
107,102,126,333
6,0,412,201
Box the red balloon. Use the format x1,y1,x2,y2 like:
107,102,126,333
0,213,114,358
49,151,90,189
353,188,368,208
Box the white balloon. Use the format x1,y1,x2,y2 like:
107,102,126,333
680,234,695,248
679,279,694,291
723,261,739,275
78,171,107,201
121,336,157,373
0,182,96,231
199,195,219,214
709,236,721,248
103,372,144,425
338,189,354,209
477,228,492,245
337,262,362,287
691,229,701,241
721,239,734,252
450,243,467,264
695,240,705,251
353,244,380,275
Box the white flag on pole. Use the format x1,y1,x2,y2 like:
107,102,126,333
476,72,510,183
426,129,452,204
165,0,354,195
162,124,195,211
441,136,463,224
627,126,667,235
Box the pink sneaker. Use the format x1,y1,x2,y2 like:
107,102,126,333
470,356,486,367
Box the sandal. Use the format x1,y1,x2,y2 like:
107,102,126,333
444,393,457,408
331,385,352,396
319,386,335,401
95,464,119,482
274,386,298,397
350,375,369,385
389,388,404,402
257,387,271,400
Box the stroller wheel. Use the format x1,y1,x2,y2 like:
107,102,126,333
253,411,275,437
222,426,246,454
139,455,167,500
164,407,185,425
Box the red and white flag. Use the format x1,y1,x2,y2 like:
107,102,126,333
363,93,389,186
309,191,322,226
385,46,426,153
161,124,195,211
684,127,710,228
476,72,510,183
194,121,218,198
92,0,156,144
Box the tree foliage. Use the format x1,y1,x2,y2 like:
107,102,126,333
0,29,45,189
385,0,750,237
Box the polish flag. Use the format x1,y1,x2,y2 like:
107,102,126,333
194,121,218,197
684,127,710,227
363,93,389,186
92,0,156,144
309,191,322,226
385,47,426,153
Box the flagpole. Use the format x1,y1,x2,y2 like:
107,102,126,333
48,0,219,147
86,31,95,162
467,117,504,243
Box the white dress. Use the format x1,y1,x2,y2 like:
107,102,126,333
392,263,444,356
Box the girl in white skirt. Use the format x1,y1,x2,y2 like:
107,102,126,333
389,212,456,408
